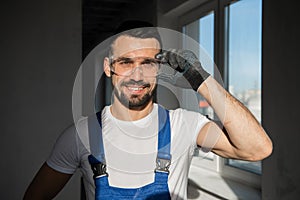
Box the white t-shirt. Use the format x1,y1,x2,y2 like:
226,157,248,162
47,104,209,200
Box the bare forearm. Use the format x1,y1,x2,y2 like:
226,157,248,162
198,76,272,160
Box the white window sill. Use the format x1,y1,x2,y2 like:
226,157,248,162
187,161,261,200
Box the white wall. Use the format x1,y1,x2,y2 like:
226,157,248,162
0,0,82,199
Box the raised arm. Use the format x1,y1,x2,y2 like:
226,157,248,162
156,49,272,161
23,162,72,200
197,76,272,160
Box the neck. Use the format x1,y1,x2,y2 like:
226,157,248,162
110,97,154,121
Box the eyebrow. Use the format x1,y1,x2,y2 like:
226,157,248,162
110,57,132,65
113,56,159,63
115,57,132,62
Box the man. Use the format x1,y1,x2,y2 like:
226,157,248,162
24,22,272,200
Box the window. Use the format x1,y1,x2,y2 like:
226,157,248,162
183,11,217,164
225,0,262,175
180,0,263,187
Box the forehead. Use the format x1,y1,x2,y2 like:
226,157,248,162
111,35,160,58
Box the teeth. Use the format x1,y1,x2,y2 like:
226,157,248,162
128,87,143,91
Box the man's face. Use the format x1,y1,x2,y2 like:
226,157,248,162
105,35,161,110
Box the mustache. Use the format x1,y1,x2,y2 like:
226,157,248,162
120,80,151,88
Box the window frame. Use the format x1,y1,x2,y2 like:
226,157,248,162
178,0,261,188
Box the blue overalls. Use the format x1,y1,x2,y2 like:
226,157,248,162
88,106,172,200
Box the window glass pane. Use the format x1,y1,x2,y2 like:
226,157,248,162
199,13,214,75
183,12,215,160
183,12,214,118
199,13,215,121
226,0,262,174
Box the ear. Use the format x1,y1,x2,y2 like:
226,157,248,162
103,57,111,77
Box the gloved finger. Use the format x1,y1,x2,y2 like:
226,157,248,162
155,50,168,63
167,49,179,69
155,49,179,69
175,49,187,72
181,50,199,66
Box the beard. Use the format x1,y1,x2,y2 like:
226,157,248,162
114,79,157,110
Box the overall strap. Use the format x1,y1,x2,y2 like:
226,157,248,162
156,105,171,173
88,112,107,178
87,112,105,163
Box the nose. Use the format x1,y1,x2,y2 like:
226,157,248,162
130,65,143,80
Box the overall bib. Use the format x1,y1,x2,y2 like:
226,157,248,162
88,106,172,200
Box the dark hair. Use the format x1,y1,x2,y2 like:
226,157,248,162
108,20,162,57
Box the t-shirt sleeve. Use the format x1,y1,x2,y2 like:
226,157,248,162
46,124,80,174
183,109,210,148
171,108,210,149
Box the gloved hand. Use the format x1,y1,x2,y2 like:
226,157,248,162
156,49,210,91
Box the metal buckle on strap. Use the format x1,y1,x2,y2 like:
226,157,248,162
155,157,171,173
90,162,108,178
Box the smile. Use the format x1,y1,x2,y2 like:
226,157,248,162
124,84,150,95
127,86,145,91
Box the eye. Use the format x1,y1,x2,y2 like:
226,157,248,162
117,60,133,68
119,61,130,65
142,60,159,67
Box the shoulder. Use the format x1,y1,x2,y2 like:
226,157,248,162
54,123,78,145
52,116,91,155
55,117,89,146
47,123,83,174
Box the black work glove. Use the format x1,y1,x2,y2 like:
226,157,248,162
156,49,210,91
